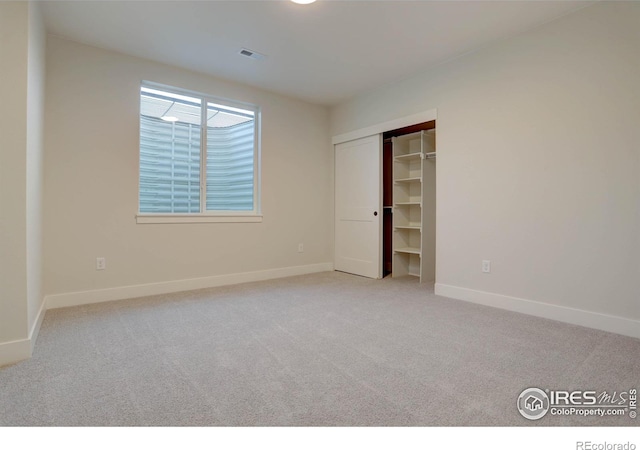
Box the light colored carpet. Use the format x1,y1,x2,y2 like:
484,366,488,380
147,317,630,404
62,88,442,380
1,271,638,426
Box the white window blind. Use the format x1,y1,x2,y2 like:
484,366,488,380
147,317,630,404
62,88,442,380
140,116,202,213
206,120,254,211
139,84,259,216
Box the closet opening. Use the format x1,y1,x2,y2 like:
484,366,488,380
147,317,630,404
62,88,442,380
382,120,436,281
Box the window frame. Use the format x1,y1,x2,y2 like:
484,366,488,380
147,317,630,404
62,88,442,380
136,81,262,224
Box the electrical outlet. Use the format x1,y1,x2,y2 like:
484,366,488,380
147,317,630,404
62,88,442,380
482,260,491,273
298,243,304,253
96,257,106,270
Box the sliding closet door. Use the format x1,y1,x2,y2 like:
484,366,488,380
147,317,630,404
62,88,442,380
334,135,382,279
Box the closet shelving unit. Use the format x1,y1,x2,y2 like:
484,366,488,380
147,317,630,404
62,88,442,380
392,129,436,281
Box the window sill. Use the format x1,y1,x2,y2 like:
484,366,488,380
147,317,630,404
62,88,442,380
136,214,263,224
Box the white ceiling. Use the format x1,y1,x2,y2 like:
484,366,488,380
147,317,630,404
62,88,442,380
42,0,590,106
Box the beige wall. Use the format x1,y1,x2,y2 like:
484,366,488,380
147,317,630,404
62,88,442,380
44,37,332,297
0,2,29,344
0,1,46,350
26,2,46,333
332,2,640,320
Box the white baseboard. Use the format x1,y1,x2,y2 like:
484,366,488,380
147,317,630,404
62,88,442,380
0,338,31,368
0,299,47,368
46,262,334,310
435,283,640,340
29,299,47,353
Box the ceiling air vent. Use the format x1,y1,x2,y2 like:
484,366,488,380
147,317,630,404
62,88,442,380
239,48,266,60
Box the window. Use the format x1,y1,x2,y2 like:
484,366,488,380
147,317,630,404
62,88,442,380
138,82,260,223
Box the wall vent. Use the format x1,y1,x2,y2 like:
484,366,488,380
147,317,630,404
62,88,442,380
239,48,266,60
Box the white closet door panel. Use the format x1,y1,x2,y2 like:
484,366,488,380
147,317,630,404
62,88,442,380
334,135,382,279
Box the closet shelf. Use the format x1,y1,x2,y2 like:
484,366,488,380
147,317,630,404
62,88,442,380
392,129,435,283
394,177,421,184
395,247,421,255
394,152,422,162
394,201,420,206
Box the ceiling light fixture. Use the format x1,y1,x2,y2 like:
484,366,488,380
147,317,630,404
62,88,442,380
291,0,316,4
161,116,179,122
